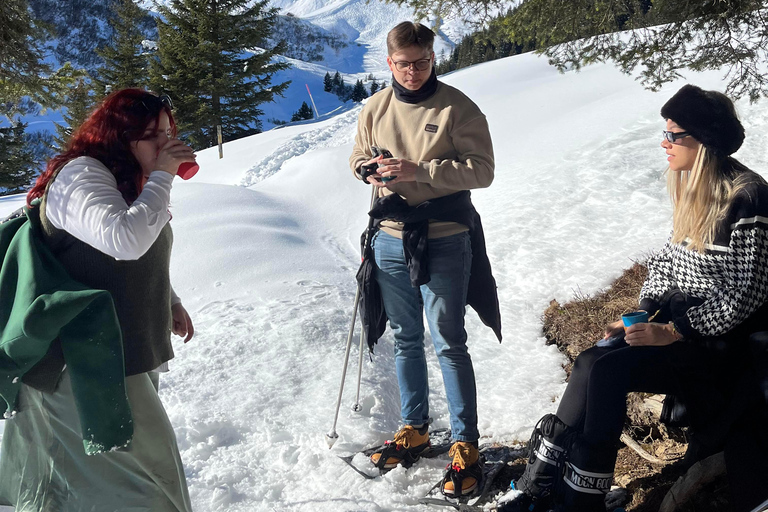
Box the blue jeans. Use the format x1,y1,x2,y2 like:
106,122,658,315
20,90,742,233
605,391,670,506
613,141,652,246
372,230,478,442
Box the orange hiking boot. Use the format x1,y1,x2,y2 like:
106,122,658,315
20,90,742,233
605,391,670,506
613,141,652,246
442,441,482,496
370,425,430,469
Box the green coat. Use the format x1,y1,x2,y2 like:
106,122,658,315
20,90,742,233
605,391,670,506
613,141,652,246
0,205,132,455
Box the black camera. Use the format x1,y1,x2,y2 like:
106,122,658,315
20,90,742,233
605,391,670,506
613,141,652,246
371,146,393,182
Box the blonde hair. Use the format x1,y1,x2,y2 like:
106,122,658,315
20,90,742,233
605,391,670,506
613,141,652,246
667,145,751,252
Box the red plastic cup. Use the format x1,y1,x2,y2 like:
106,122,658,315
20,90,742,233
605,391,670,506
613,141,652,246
177,162,199,180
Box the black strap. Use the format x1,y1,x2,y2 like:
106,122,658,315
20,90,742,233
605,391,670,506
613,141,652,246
441,457,483,497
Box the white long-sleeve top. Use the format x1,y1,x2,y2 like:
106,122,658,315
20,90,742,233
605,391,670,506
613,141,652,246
45,156,181,306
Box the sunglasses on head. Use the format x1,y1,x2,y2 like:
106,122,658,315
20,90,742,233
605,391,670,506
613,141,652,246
138,94,173,114
662,130,690,144
124,95,175,141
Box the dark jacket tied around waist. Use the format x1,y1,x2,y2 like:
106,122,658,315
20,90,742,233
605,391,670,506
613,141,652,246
357,190,502,351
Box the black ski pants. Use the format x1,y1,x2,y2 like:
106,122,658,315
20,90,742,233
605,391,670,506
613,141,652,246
556,341,732,448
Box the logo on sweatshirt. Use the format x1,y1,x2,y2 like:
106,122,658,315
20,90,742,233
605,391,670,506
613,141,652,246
425,124,438,133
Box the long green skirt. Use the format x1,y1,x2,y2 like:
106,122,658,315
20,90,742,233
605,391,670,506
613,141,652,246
0,371,192,512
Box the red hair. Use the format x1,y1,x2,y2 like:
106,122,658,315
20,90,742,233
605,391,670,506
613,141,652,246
27,88,176,207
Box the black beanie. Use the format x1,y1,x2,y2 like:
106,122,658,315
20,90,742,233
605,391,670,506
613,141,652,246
660,84,744,157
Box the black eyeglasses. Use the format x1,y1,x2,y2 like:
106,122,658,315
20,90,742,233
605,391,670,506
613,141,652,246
392,58,432,72
662,130,690,144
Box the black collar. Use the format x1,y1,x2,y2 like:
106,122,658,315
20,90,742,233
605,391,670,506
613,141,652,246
391,69,439,104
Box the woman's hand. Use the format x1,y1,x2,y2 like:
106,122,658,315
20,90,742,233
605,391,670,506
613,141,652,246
171,303,194,343
155,139,196,176
625,322,678,347
604,320,624,339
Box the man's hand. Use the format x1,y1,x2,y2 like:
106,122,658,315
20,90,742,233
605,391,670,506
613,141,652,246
361,156,386,187
377,158,419,184
625,322,678,347
171,303,195,343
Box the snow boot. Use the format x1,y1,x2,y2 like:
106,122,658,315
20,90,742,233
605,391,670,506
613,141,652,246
496,491,536,512
370,424,430,469
441,441,482,497
513,413,573,509
554,435,616,512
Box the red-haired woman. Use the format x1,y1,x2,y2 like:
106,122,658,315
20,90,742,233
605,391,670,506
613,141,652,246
0,89,196,511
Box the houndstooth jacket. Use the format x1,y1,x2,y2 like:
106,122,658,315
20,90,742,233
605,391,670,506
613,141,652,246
639,172,768,338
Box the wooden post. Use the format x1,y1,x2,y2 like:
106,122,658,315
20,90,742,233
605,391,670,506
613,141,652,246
217,125,223,159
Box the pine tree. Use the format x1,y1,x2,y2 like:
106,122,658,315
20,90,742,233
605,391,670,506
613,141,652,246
370,79,379,95
0,123,36,194
152,0,291,149
290,101,313,122
28,0,117,72
331,71,342,93
493,0,768,100
351,80,368,102
54,78,96,150
338,81,353,102
0,0,79,120
95,0,152,92
323,72,333,92
387,0,768,101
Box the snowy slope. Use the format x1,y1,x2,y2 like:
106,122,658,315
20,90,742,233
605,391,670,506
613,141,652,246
261,0,460,129
8,0,464,135
2,52,768,512
148,0,464,131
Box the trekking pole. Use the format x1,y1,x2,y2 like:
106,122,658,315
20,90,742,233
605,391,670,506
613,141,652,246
351,325,366,413
325,285,361,448
352,188,379,414
326,185,377,448
751,497,768,512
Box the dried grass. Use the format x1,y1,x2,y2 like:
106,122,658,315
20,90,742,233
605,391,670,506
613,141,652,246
539,261,730,511
542,261,648,375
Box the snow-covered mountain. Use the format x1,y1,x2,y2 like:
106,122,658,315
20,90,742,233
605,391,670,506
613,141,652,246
3,47,767,511
11,0,468,134
144,0,470,129
256,0,462,127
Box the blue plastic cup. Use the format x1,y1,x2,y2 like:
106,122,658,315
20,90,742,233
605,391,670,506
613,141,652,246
622,311,648,329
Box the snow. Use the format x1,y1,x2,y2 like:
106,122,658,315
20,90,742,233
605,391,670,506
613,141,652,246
141,0,463,131
254,0,469,129
5,1,768,506
3,49,768,511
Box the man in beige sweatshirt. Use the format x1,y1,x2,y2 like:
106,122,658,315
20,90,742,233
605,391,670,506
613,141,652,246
349,21,495,497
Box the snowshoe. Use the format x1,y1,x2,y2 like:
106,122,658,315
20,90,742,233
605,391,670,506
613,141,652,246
338,427,452,479
442,442,482,496
371,424,430,469
420,445,517,510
